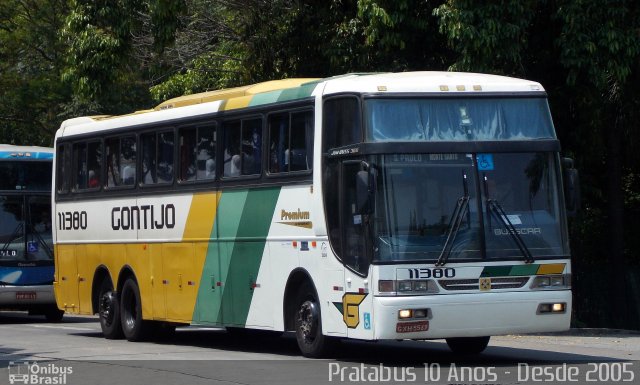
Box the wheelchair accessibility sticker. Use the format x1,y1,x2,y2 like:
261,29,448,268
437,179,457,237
477,154,494,171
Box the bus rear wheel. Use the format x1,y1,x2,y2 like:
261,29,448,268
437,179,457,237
98,279,123,339
294,283,334,358
120,278,150,341
446,336,490,354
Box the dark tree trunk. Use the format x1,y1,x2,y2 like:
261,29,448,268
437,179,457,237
606,103,628,328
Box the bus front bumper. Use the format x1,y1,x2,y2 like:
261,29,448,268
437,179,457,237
0,284,56,306
373,290,571,340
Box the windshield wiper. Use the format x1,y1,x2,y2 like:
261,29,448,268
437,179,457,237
483,175,535,264
436,173,469,266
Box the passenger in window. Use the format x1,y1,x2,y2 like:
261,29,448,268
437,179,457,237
230,154,241,176
122,165,135,185
205,158,215,179
88,170,99,188
251,127,261,174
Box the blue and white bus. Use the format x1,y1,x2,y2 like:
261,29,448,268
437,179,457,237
0,144,62,321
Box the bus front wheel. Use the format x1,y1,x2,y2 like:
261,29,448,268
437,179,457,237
294,283,334,358
446,336,490,354
98,279,123,339
120,278,150,341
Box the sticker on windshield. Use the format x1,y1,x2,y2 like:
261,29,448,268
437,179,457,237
477,154,494,170
501,214,522,225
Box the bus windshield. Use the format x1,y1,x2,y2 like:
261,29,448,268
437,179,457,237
365,97,555,141
0,195,53,262
0,161,52,191
372,152,569,263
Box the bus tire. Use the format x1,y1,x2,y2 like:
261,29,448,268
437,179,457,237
120,278,150,341
446,336,490,354
98,279,123,339
294,282,334,358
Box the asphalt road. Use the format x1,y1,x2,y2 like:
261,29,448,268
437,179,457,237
0,311,638,385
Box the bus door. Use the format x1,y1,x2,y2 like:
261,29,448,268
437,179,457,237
340,161,374,340
216,188,277,328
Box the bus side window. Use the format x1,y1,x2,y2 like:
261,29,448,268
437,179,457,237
179,127,197,181
290,110,313,171
106,136,136,187
141,132,157,184
197,125,216,180
56,145,68,194
87,141,102,189
268,110,313,174
223,120,241,177
268,113,289,173
72,142,87,190
223,118,261,177
322,97,361,152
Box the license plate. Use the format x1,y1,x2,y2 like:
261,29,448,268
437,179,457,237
16,292,37,300
396,320,429,333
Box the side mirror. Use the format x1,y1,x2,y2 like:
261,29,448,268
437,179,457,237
356,169,375,214
562,158,580,216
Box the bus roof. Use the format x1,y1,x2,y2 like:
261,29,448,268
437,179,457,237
0,144,53,160
56,72,546,138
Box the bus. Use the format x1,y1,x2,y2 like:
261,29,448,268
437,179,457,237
0,144,62,322
53,72,578,356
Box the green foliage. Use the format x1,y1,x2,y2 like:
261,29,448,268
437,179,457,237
0,0,71,145
555,0,640,93
61,0,149,112
434,0,537,74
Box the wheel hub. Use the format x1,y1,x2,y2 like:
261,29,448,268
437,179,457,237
297,300,318,342
100,291,115,325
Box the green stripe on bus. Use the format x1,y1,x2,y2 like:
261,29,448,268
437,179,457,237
194,190,248,324
194,188,280,326
249,90,283,107
509,264,540,276
480,264,541,277
277,83,318,102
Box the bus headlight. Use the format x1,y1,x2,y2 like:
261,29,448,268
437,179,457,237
530,274,571,290
398,308,432,320
378,280,439,295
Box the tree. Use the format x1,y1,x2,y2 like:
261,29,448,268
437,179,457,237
0,0,71,145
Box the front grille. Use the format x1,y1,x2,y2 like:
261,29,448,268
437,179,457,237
439,277,530,291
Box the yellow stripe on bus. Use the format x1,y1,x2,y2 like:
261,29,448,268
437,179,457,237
536,263,565,275
182,192,219,240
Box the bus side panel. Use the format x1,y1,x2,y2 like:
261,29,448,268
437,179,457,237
75,244,100,314
196,188,280,327
126,242,154,320
54,244,78,313
148,243,165,320
187,193,220,325
161,242,197,322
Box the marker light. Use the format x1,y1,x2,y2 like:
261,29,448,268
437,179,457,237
537,302,566,314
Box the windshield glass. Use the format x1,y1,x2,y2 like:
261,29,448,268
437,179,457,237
365,98,555,141
0,195,53,262
373,152,568,263
0,161,52,191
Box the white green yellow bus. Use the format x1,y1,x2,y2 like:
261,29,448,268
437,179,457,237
53,72,578,357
